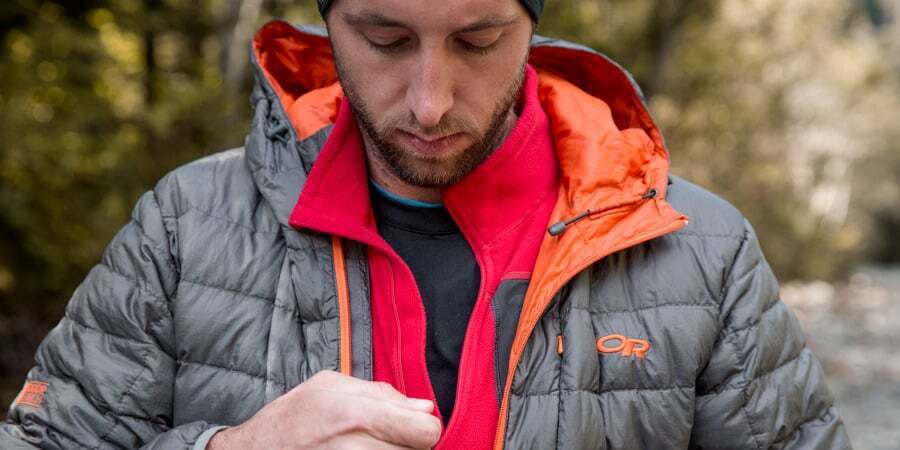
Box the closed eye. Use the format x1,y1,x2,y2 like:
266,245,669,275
365,37,411,54
455,30,503,55
457,39,495,55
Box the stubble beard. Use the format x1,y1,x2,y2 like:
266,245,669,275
337,60,527,188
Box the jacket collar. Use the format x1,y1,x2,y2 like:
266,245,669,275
244,20,690,306
243,21,680,231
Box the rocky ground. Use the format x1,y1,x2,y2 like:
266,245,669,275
782,265,900,450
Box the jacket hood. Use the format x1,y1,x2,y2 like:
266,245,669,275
245,21,677,225
249,22,665,145
245,22,689,446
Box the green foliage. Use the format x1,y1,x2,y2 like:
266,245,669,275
0,0,239,305
0,0,256,405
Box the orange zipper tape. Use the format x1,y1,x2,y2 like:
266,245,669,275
331,235,353,376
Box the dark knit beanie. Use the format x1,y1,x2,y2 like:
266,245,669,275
317,0,544,22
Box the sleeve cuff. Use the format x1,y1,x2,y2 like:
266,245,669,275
192,425,230,450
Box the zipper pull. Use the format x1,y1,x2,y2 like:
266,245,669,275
547,210,591,236
547,188,659,237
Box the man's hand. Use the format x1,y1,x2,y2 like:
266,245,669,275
207,370,441,449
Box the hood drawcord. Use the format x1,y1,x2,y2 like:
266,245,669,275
264,116,291,145
547,187,659,237
547,210,591,236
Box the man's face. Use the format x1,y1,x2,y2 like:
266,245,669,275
326,0,533,188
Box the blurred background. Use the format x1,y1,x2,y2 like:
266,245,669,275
1,0,898,447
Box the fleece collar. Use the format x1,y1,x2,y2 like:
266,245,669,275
246,18,690,309
246,21,680,229
247,19,689,310
287,65,557,253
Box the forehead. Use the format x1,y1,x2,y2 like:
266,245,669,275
332,0,526,32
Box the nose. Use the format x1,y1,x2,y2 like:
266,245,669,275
406,46,454,129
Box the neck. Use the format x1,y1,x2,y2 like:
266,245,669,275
362,108,518,204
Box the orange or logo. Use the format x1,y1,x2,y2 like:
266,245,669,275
14,381,48,408
596,334,651,359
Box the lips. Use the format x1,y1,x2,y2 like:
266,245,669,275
398,130,467,156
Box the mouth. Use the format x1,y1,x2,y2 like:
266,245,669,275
397,130,467,156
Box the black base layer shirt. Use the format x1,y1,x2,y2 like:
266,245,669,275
370,183,481,424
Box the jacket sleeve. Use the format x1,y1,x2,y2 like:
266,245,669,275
690,220,852,449
0,189,223,450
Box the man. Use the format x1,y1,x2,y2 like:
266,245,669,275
2,0,851,448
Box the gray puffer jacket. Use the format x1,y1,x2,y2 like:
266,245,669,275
2,23,850,449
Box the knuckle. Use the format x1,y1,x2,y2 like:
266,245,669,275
385,410,439,447
421,415,442,445
372,381,395,394
401,413,441,448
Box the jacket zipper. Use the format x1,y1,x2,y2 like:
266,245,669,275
331,236,353,376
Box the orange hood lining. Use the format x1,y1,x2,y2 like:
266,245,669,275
252,21,342,140
252,21,675,213
252,21,667,156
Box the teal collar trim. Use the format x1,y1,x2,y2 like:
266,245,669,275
369,178,444,209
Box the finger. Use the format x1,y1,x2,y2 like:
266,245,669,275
309,371,408,402
309,372,430,411
398,397,435,413
362,381,410,403
362,400,442,449
353,383,434,414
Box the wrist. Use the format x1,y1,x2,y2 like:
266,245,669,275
205,426,243,450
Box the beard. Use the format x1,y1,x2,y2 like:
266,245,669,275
336,61,527,188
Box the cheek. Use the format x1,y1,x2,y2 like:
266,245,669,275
343,55,407,117
332,34,406,113
456,64,521,119
455,45,529,118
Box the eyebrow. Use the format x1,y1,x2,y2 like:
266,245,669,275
342,11,520,33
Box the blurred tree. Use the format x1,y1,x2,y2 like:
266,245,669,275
0,0,248,406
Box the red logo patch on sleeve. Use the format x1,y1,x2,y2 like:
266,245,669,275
14,381,48,408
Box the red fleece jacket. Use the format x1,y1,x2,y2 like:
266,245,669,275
289,65,558,449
